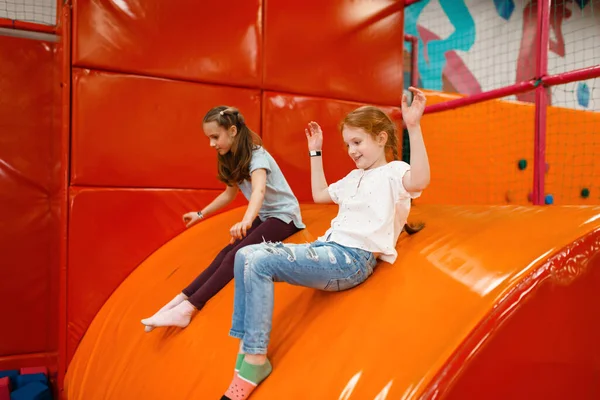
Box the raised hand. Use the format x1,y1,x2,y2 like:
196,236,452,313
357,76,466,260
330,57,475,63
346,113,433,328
401,86,427,128
305,121,323,151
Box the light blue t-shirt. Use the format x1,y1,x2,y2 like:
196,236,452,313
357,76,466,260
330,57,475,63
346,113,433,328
237,147,305,229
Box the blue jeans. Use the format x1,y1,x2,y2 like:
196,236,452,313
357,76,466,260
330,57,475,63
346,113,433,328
229,240,377,354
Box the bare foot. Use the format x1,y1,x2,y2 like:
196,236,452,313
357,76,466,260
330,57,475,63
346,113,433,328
141,300,196,330
142,293,188,332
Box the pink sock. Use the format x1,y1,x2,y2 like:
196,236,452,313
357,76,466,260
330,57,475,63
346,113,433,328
222,375,256,399
221,359,272,400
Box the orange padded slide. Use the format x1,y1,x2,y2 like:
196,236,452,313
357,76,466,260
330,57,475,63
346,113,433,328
64,204,600,399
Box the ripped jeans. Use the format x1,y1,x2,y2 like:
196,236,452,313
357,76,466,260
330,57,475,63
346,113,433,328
229,240,377,354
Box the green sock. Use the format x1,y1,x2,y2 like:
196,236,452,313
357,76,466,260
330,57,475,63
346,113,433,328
235,353,245,372
238,359,272,385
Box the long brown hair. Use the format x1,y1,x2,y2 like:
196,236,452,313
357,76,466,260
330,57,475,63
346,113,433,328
203,106,262,186
341,105,424,236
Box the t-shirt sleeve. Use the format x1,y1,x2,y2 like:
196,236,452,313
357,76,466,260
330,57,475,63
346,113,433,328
327,171,354,204
389,161,422,201
249,148,272,175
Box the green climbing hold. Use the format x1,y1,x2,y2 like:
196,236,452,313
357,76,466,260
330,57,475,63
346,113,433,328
518,159,527,170
581,188,590,198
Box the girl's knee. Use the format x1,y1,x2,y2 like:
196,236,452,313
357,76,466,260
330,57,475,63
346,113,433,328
234,245,263,272
234,248,251,276
235,245,255,262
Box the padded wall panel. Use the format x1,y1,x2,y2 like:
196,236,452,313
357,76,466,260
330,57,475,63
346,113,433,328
264,0,404,105
262,92,402,202
66,188,246,363
72,0,262,86
71,69,261,188
0,35,61,356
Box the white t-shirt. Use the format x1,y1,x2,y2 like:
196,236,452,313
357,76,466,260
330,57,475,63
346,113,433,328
318,161,421,264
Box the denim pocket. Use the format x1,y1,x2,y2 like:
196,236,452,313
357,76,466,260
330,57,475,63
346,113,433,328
324,265,366,292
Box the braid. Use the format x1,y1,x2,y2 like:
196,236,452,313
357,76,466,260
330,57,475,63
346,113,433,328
403,221,425,235
391,145,399,161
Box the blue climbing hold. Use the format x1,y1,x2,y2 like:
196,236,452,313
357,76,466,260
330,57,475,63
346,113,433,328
518,159,527,170
545,194,554,205
574,0,590,9
581,188,590,198
494,0,515,20
577,82,590,108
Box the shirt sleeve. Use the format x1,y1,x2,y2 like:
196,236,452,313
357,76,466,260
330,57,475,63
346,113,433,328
249,148,272,175
327,171,355,204
389,161,422,201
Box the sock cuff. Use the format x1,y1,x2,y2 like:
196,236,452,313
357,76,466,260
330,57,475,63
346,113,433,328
235,354,245,372
238,359,272,385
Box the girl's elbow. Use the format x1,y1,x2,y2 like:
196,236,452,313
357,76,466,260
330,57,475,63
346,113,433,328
418,178,431,191
411,178,430,192
312,194,326,204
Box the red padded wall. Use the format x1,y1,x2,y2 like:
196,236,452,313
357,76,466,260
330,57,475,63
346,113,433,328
66,188,245,361
71,69,261,188
264,0,404,105
0,36,61,357
262,92,403,202
72,0,262,86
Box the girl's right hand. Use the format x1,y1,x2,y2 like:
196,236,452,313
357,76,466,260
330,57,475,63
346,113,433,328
305,121,323,151
182,211,202,228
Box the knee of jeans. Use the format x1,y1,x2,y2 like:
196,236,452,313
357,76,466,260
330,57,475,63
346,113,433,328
261,241,297,262
234,247,254,276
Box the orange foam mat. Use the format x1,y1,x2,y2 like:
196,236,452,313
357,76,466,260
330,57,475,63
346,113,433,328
64,204,600,399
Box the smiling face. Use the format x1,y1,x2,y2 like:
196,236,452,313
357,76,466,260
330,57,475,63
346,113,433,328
341,124,388,170
203,121,236,155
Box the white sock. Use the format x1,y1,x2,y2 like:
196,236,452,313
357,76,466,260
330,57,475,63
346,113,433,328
143,293,188,332
141,300,196,330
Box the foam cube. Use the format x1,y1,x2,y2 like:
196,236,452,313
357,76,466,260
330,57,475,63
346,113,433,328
9,382,51,400
14,374,46,391
18,368,47,378
0,372,18,389
0,377,11,400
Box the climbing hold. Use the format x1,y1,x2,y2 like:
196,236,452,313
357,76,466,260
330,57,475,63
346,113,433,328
574,0,590,10
494,0,515,20
518,159,527,170
527,192,533,202
545,194,554,205
581,188,590,198
577,82,590,108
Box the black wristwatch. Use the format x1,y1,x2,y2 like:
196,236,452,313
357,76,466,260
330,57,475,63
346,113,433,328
309,150,322,157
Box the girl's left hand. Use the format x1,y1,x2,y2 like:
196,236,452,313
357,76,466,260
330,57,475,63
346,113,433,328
401,86,427,128
229,219,253,244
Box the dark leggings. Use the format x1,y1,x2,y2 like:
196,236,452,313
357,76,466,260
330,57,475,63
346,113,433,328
182,217,301,309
